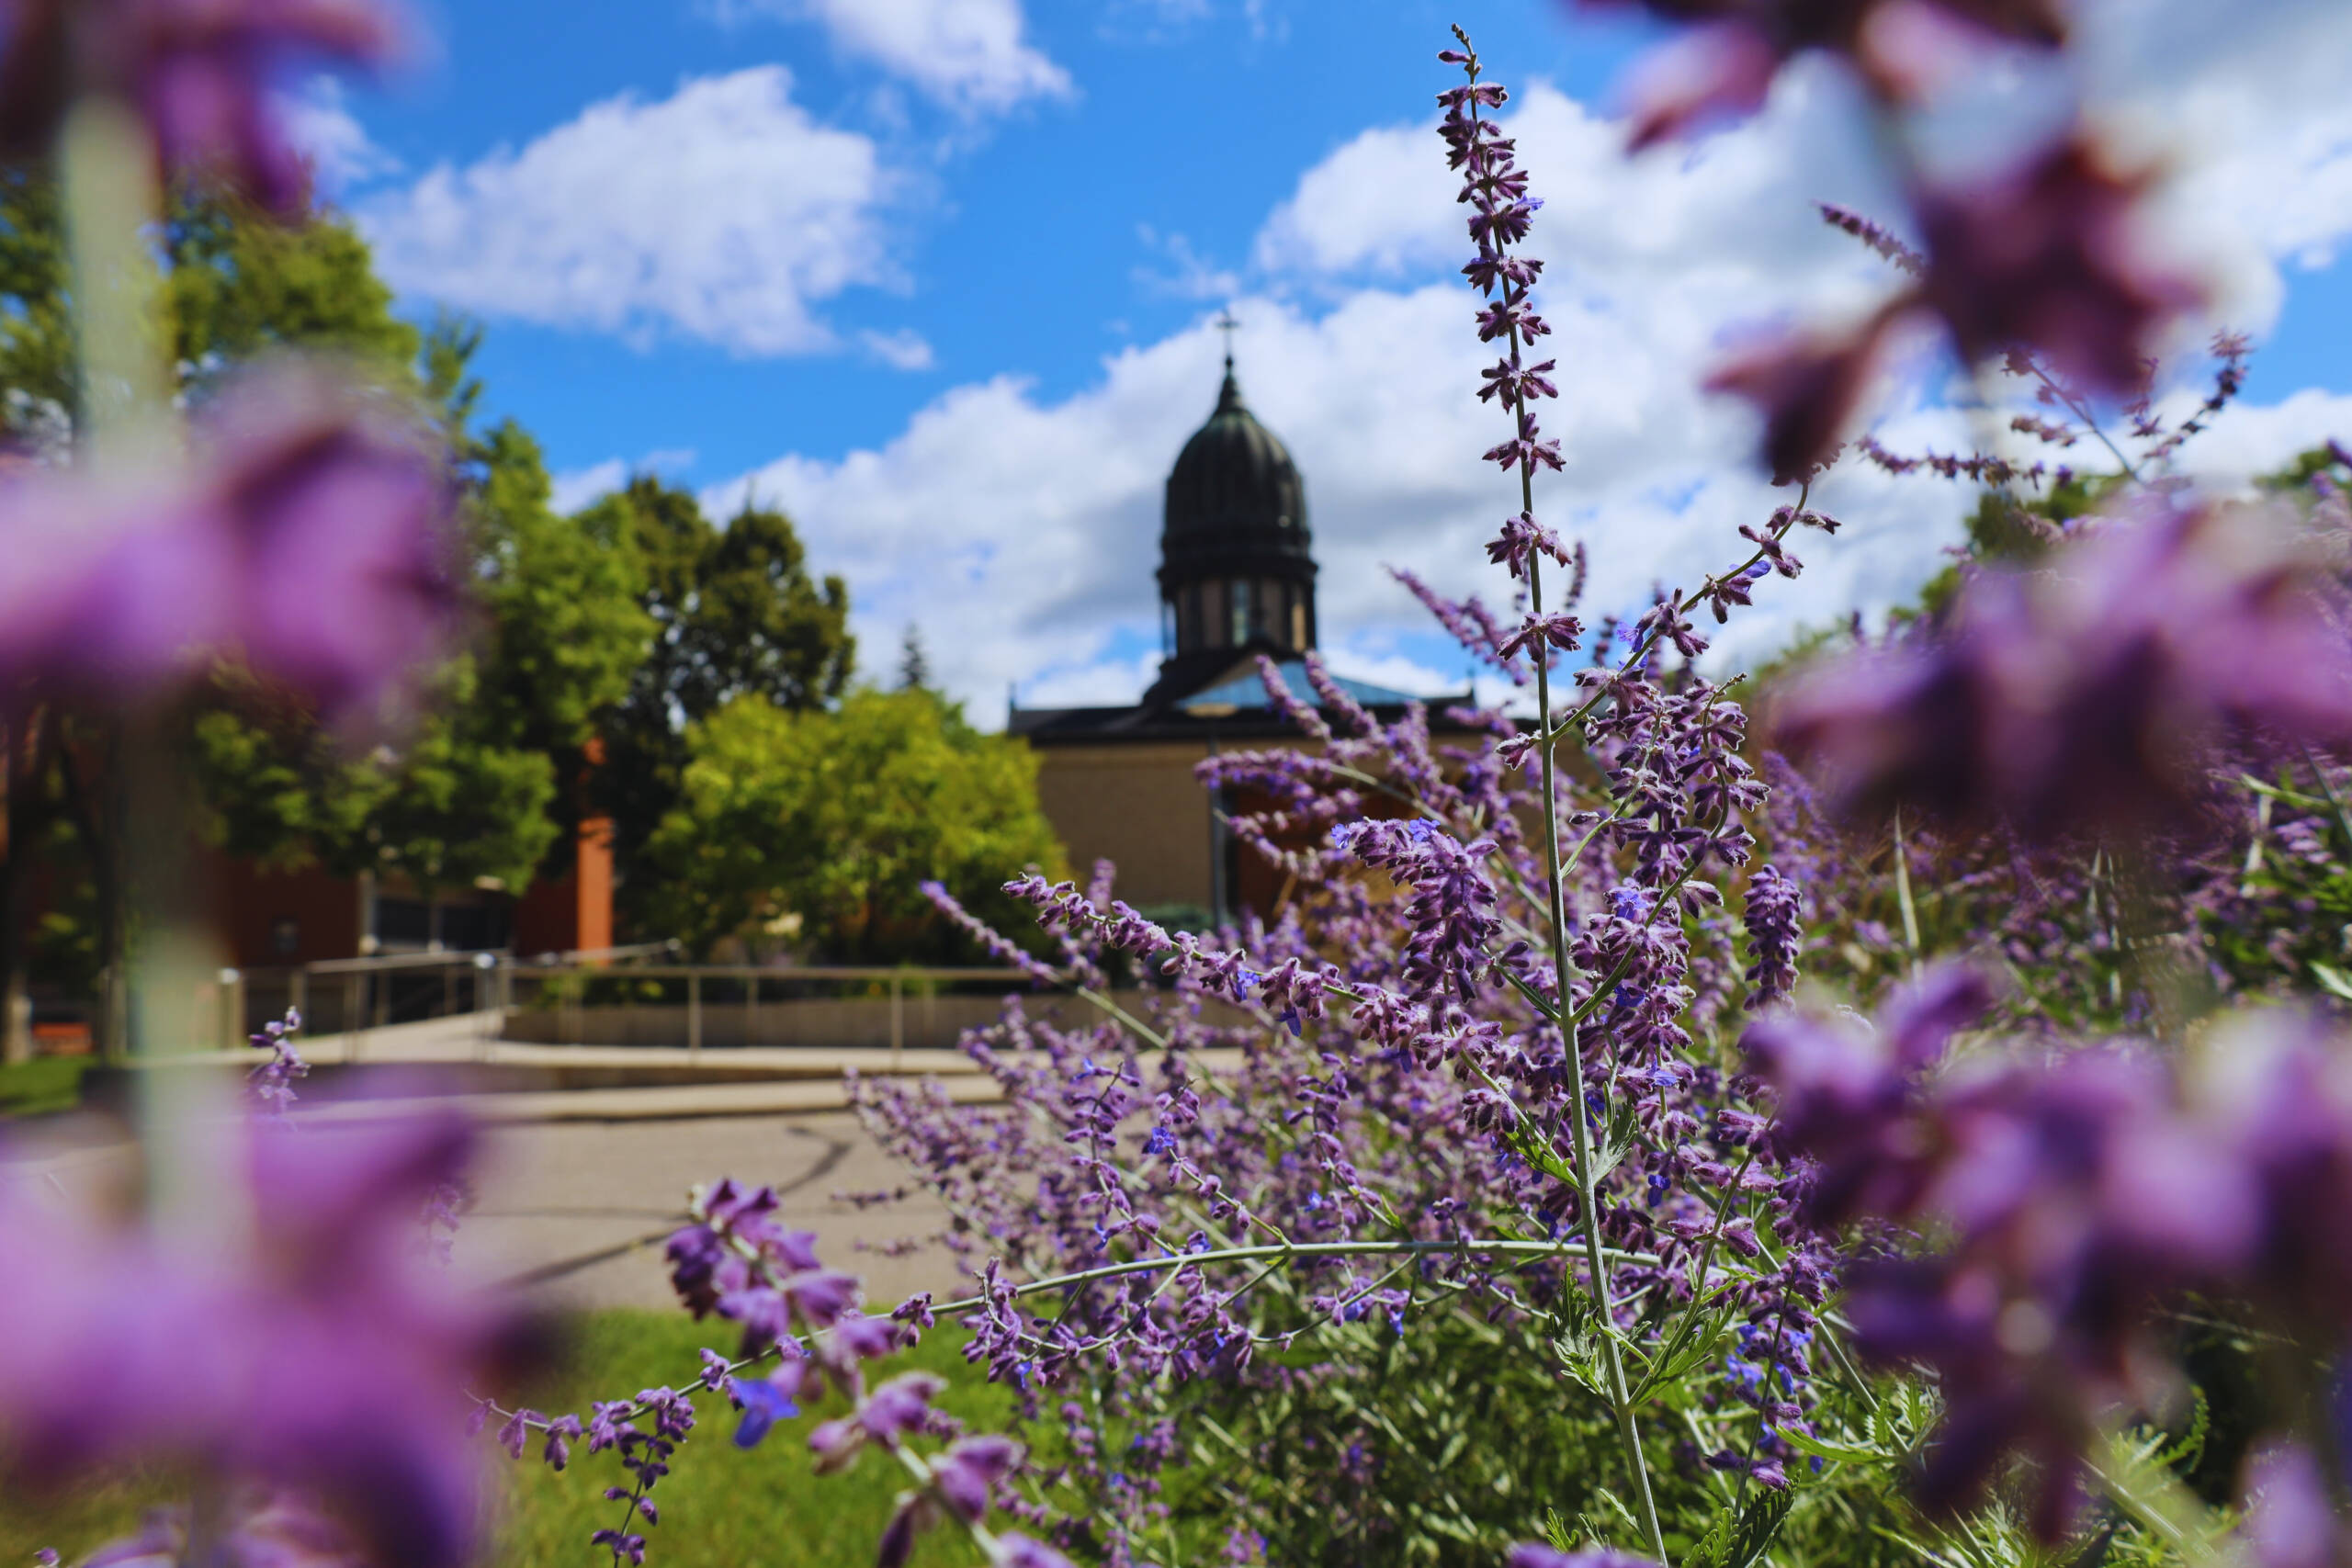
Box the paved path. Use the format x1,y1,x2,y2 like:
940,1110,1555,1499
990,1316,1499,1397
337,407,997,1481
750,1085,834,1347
26,1010,1241,1318
462,1110,965,1314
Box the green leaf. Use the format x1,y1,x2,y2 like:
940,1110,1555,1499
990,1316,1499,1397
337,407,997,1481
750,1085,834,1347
1682,1485,1795,1568
1777,1426,1894,1468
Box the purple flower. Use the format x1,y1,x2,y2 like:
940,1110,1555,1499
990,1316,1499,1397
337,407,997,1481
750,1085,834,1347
1507,1545,1659,1568
245,1006,308,1116
1774,496,2352,837
0,1111,533,1568
1740,864,1804,1010
2243,1443,2346,1568
1601,0,2064,148
729,1368,801,1450
0,0,405,214
930,1433,1021,1525
996,1537,1080,1568
0,364,459,728
1497,611,1584,663
1915,134,2205,400
77,1491,376,1566
1705,307,1898,487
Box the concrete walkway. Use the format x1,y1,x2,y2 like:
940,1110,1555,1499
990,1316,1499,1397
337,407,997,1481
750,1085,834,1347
463,1110,966,1311
112,1007,1238,1121
19,1009,1236,1312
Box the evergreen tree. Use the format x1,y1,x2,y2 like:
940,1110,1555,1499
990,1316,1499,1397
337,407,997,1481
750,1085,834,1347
897,625,933,692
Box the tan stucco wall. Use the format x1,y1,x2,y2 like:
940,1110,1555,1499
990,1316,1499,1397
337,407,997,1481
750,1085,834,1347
1031,740,1216,910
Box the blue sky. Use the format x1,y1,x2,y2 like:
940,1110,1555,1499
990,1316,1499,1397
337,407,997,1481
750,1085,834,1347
302,0,2352,715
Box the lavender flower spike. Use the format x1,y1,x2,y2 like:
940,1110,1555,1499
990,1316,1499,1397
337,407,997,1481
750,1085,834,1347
0,0,407,214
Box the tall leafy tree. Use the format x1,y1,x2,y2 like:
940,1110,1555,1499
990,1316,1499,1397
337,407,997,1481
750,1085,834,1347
582,477,854,920
642,687,1065,962
0,175,651,1034
189,316,653,899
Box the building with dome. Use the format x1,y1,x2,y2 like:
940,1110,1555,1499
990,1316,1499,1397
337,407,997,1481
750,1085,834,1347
1010,344,1470,923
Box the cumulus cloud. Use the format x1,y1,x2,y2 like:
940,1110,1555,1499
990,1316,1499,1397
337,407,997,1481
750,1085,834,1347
705,0,2352,721
2082,0,2352,312
551,449,697,515
357,68,898,355
707,0,1069,114
280,76,401,195
860,328,937,371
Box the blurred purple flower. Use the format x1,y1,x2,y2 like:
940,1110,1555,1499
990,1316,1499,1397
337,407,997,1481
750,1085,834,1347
1744,970,2291,1537
1508,1545,1659,1568
0,0,405,214
0,363,459,728
930,1434,1019,1525
0,1111,533,1568
1599,0,2065,148
1914,135,2205,400
2243,1443,2348,1568
1705,304,1899,487
1773,497,2352,836
996,1538,1080,1568
79,1492,375,1566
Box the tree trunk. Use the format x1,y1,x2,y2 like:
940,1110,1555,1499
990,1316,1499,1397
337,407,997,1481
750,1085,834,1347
0,715,28,1066
55,717,127,1063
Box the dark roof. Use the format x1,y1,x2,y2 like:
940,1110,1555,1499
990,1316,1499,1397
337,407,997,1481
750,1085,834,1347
1159,367,1313,584
1009,657,1478,744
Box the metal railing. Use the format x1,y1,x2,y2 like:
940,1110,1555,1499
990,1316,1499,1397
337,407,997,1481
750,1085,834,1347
226,949,508,1054
215,950,1107,1068
496,964,1035,1069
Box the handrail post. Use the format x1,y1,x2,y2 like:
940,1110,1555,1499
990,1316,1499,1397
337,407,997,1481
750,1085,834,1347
688,971,702,1058
345,974,364,1064
746,971,759,1048
889,972,903,1073
288,966,308,1032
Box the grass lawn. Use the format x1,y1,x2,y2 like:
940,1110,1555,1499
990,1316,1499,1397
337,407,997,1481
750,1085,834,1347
1,1310,1019,1567
0,1055,89,1117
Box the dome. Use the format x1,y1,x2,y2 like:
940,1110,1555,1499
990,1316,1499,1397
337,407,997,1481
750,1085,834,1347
1149,359,1319,706
1161,368,1312,569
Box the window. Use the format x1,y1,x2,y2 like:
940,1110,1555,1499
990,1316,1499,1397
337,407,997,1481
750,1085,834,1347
1229,579,1252,647
375,897,430,947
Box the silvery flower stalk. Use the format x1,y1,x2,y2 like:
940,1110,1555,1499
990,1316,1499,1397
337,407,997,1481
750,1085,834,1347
1440,29,1667,1558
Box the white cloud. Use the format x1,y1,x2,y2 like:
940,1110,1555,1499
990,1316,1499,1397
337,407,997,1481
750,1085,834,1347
358,68,896,355
281,76,401,195
708,0,1069,115
551,449,696,515
2065,0,2352,338
551,459,628,516
703,0,2352,721
860,328,937,371
1134,225,1243,300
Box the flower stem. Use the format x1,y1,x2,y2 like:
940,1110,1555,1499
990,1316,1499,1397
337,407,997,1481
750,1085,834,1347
57,96,171,469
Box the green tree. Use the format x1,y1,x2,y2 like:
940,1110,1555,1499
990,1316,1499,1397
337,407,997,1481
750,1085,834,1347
582,477,854,919
186,318,652,899
0,175,651,1023
643,688,1066,962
